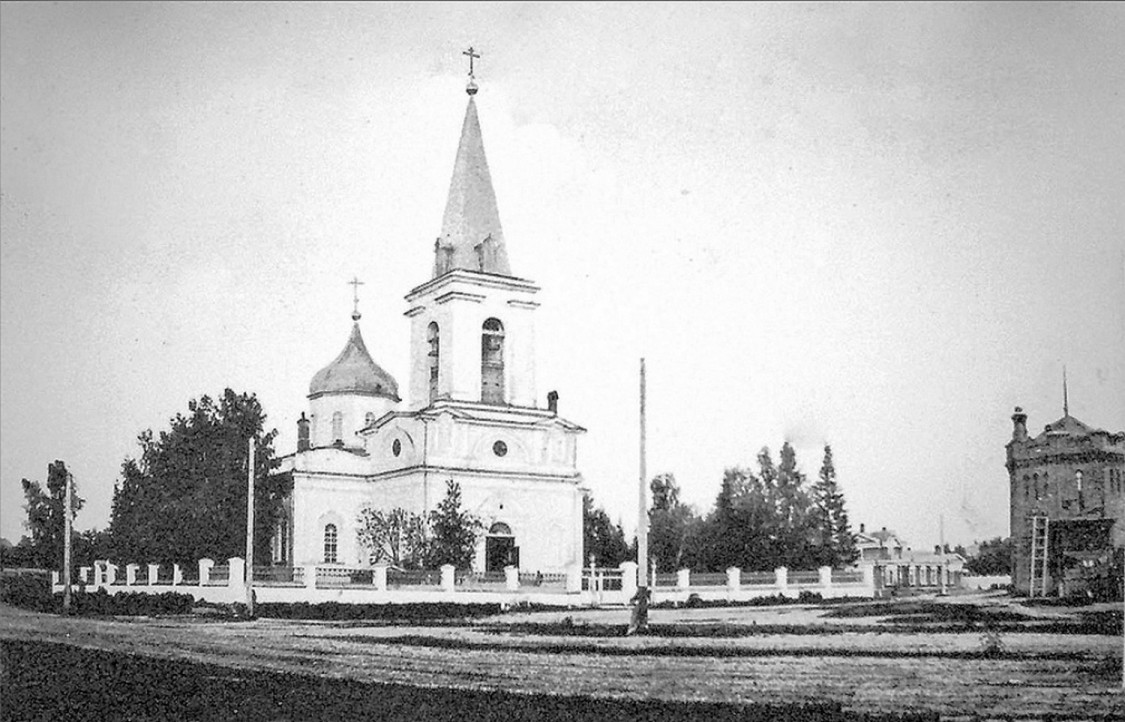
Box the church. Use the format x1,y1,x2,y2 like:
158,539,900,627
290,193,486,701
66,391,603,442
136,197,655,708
270,62,587,574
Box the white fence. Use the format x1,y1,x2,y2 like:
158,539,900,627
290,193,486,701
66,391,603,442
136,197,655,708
53,559,882,607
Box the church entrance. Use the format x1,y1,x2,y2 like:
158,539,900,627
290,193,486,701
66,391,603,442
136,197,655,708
485,522,518,571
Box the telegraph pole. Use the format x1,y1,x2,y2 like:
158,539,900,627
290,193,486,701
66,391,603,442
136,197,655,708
63,472,73,614
938,513,948,596
245,437,255,617
629,358,649,634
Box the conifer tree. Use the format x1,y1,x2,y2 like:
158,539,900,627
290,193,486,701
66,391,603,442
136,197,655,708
811,445,857,567
425,480,483,570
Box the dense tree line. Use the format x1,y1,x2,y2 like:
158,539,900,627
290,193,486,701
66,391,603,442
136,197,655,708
647,443,858,572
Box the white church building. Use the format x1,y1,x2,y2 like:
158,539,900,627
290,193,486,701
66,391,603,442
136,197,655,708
271,73,587,574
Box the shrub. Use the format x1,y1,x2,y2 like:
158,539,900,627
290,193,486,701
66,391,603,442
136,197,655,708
0,572,55,613
254,601,506,621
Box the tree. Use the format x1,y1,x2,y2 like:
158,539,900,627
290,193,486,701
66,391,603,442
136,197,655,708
108,389,289,566
355,507,429,569
20,460,83,570
648,474,703,572
425,480,483,570
583,493,629,567
810,445,858,567
775,442,814,569
965,537,1013,575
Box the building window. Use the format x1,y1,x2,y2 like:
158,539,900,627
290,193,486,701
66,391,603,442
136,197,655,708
481,318,505,404
323,524,338,563
493,440,508,457
392,439,402,457
1033,473,1040,500
427,322,440,402
331,411,343,444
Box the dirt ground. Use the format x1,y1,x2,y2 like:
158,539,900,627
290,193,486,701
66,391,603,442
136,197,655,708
2,592,1123,720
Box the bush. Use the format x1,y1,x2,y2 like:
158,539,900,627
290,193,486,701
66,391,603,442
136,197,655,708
255,601,507,621
64,589,196,616
797,590,823,604
0,572,55,613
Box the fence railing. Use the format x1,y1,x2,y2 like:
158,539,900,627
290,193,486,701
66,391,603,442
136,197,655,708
61,559,886,604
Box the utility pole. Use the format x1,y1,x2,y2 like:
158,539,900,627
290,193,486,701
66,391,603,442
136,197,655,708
63,472,73,614
938,513,947,596
245,437,255,617
629,358,649,634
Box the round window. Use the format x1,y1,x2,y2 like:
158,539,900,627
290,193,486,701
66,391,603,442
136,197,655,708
492,440,508,457
392,439,402,457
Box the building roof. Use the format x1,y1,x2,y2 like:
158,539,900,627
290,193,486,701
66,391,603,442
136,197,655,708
432,96,512,278
1040,414,1099,437
308,323,400,401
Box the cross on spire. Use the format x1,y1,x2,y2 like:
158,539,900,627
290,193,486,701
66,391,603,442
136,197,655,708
462,46,480,78
348,276,364,321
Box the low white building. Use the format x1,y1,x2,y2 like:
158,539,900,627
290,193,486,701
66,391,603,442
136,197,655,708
271,77,586,574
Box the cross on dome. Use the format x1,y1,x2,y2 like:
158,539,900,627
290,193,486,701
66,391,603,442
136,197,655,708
348,276,364,321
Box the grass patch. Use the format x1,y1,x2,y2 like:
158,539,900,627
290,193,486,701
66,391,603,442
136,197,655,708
2,639,956,722
336,633,1104,662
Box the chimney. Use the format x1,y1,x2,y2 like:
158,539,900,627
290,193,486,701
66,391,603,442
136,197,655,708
1011,406,1028,442
859,523,865,534
934,545,941,555
547,390,559,415
297,412,310,452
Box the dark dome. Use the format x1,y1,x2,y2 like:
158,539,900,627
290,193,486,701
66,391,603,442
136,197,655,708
309,323,399,401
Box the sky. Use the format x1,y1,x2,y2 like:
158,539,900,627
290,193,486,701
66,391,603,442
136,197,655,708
2,2,1124,552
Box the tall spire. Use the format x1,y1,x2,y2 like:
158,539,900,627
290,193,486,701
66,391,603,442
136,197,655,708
432,48,512,278
1063,365,1069,417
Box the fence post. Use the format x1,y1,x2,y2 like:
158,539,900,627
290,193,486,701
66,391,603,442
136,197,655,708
92,561,106,588
199,558,214,586
677,568,691,590
565,562,582,593
619,561,639,601
863,564,876,595
441,564,456,593
172,564,183,587
304,564,317,590
79,566,91,583
819,565,832,590
726,566,741,593
774,566,788,594
147,563,159,586
51,571,60,589
126,564,139,586
105,563,119,586
228,558,245,590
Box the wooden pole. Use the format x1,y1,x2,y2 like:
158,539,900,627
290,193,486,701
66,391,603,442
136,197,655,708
629,357,649,634
245,437,255,616
939,513,947,596
63,472,73,614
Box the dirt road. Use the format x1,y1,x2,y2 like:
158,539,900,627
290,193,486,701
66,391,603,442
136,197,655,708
2,603,1121,720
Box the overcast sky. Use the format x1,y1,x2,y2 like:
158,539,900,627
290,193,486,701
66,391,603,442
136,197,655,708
3,2,1123,551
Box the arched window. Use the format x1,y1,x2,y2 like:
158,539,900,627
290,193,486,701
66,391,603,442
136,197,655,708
427,322,440,402
323,524,338,563
331,411,343,444
481,318,505,404
1033,473,1040,500
489,521,513,536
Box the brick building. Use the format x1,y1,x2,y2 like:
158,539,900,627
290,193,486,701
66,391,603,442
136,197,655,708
1006,404,1125,598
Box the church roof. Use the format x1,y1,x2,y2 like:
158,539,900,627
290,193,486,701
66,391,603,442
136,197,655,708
308,323,400,401
432,96,512,278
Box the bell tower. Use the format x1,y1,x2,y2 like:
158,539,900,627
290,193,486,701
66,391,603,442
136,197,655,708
405,63,539,410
